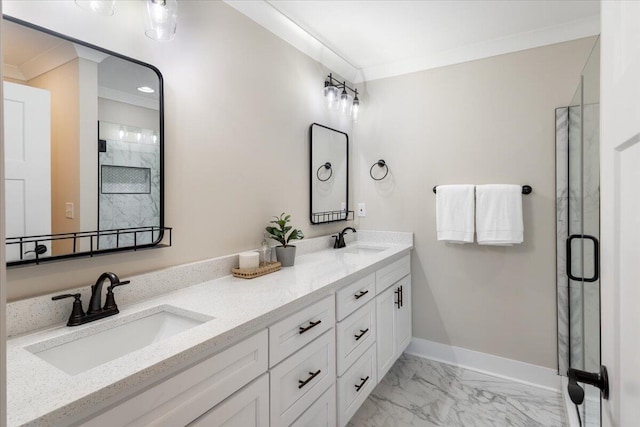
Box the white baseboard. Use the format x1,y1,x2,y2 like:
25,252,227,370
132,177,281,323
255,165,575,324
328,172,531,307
405,337,562,392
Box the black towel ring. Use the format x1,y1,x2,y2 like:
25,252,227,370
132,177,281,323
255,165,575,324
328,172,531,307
370,160,389,181
316,162,332,182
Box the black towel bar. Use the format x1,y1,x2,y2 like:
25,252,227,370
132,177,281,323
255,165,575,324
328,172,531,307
433,185,532,194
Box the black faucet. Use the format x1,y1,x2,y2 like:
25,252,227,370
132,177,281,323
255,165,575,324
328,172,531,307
52,272,130,326
333,227,356,249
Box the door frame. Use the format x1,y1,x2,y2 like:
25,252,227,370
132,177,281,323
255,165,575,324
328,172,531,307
1,7,8,427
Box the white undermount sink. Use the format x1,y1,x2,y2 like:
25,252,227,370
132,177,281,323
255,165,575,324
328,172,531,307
27,306,212,375
342,245,387,255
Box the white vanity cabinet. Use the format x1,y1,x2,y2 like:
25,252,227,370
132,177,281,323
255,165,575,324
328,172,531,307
80,330,269,427
187,374,269,427
62,251,411,427
376,258,412,381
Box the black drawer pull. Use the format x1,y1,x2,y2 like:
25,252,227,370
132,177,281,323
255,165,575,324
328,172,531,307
299,320,322,334
355,376,370,392
298,369,321,389
354,328,369,341
395,288,401,309
354,290,369,300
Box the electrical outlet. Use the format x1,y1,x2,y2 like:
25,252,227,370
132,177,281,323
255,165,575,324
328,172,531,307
65,202,74,219
357,203,366,217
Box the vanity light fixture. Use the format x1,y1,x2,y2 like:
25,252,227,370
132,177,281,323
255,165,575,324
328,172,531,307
145,0,178,42
323,73,361,121
137,86,155,93
74,0,115,16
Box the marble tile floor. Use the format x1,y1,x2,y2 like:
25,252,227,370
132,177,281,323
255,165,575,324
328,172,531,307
348,354,567,427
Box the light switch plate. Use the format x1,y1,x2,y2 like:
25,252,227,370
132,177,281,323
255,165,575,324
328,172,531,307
357,203,366,217
65,202,74,219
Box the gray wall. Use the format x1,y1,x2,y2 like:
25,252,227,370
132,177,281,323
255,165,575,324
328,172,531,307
353,37,597,368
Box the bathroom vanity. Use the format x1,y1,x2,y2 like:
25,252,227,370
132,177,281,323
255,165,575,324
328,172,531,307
6,232,413,426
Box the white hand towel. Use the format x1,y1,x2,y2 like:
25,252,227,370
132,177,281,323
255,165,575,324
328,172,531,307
436,185,475,243
476,184,523,245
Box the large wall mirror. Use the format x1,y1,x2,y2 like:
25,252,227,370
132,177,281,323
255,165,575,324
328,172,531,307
2,16,165,266
309,123,349,224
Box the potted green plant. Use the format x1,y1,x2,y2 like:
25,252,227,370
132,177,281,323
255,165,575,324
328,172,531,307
265,212,304,267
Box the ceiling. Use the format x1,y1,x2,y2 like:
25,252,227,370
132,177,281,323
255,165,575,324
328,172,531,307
2,19,158,107
226,0,600,83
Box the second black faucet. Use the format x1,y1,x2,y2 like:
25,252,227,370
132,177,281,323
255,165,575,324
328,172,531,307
333,227,356,249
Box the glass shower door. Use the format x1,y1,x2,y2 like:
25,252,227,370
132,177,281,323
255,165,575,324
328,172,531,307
565,39,601,427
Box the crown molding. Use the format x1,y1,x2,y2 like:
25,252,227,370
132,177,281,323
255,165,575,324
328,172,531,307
225,1,599,83
224,0,361,83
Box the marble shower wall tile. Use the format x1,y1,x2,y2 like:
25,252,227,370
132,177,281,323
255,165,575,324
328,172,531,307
556,107,569,376
98,136,161,249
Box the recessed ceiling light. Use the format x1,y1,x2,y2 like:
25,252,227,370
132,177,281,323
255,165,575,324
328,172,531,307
137,86,155,93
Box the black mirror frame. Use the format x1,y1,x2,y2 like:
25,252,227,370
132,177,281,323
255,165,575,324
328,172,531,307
4,15,165,267
309,123,349,225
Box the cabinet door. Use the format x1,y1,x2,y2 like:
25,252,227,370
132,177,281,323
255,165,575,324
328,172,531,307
395,275,412,357
188,374,269,427
376,285,397,382
290,384,336,427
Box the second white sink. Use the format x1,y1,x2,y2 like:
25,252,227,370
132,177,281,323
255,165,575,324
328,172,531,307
27,305,212,375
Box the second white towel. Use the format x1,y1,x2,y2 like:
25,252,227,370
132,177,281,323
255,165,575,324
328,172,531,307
436,185,475,243
476,184,523,245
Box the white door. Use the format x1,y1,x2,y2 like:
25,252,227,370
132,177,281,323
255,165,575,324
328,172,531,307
3,82,51,262
600,2,640,426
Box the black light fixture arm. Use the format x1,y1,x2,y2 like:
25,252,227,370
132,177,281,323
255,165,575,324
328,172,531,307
325,73,359,98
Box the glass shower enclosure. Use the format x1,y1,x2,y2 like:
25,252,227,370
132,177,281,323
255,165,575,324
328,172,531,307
556,38,600,427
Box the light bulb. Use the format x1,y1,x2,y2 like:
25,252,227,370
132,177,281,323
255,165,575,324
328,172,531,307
118,127,125,139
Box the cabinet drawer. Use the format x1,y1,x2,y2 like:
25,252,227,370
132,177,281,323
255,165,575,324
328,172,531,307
336,273,375,321
269,296,335,367
270,329,336,427
337,343,377,427
337,300,376,376
290,384,336,427
376,254,410,294
188,374,269,427
81,330,268,427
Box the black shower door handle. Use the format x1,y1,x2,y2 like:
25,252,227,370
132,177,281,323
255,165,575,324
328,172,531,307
566,234,599,282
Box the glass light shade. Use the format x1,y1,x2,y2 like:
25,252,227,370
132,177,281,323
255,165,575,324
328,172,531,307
324,85,339,109
351,99,360,122
339,91,351,114
75,0,115,16
145,0,178,41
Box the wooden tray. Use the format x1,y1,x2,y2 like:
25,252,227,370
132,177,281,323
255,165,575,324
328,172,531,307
232,261,281,279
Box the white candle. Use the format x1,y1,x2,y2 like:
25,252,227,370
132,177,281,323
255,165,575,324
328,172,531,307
239,251,260,269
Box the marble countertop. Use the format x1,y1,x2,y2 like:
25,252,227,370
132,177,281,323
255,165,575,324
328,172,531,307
7,237,412,426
